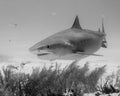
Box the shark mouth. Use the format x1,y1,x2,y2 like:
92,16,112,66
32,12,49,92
37,53,50,56
36,49,53,56
29,47,52,56
37,51,54,56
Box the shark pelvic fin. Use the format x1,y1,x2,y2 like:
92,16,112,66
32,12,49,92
71,15,82,29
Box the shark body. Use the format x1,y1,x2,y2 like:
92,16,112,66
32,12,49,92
29,16,107,60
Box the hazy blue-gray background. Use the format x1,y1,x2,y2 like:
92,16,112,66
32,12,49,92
0,0,120,65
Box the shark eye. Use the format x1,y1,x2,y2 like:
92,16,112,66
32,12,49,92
47,45,50,48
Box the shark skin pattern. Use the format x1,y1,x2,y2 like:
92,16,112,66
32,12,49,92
29,16,107,60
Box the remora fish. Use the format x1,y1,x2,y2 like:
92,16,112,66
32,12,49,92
29,16,107,60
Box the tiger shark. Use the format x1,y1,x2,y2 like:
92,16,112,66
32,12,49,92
29,16,107,60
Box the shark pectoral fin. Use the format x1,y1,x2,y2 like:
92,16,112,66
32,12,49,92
76,52,103,56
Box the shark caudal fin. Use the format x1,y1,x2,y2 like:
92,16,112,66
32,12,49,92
71,15,82,29
101,17,107,48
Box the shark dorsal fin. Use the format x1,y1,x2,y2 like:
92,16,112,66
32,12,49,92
71,16,82,29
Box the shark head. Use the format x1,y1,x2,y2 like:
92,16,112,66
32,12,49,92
29,16,107,60
29,30,75,57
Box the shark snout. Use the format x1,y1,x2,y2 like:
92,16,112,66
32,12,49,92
29,46,52,55
29,47,39,54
